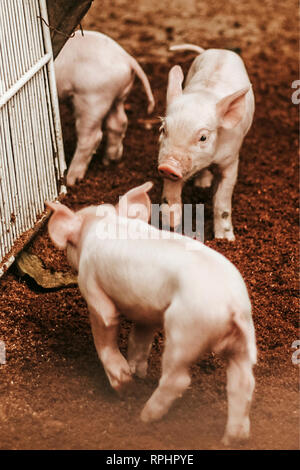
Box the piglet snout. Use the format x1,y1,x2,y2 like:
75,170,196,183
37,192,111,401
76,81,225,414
158,160,183,181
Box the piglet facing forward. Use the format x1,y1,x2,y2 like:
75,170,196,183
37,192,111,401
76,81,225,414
158,44,255,240
55,31,155,186
46,182,256,445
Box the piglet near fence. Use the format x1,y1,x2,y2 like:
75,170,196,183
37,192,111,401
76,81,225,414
46,182,256,444
55,30,155,186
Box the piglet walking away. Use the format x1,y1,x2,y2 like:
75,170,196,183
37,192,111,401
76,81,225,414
46,182,256,445
158,44,255,240
55,30,155,186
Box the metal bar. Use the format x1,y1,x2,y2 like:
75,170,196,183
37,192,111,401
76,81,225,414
0,52,51,110
29,1,58,200
39,0,67,187
30,4,58,199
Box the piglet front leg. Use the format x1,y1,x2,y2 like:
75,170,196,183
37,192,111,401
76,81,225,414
213,159,239,241
222,356,255,445
89,310,132,392
161,179,183,229
89,307,132,391
84,283,132,392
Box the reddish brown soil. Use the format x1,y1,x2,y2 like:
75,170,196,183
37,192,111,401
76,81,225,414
0,0,299,450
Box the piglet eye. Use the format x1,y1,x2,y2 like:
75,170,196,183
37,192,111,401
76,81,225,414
199,135,207,142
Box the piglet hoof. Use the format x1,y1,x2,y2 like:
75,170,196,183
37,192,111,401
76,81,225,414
221,421,250,446
221,432,249,446
140,407,157,423
221,434,231,446
66,168,85,186
104,144,123,165
106,362,132,394
116,378,136,398
140,402,166,423
102,156,110,167
194,170,213,189
147,100,155,114
129,359,148,379
214,228,235,242
66,174,77,187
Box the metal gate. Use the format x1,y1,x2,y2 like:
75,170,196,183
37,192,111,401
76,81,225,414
0,0,66,276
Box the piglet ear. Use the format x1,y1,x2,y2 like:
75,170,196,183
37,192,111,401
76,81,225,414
216,86,250,129
45,201,82,250
166,65,184,106
117,182,153,222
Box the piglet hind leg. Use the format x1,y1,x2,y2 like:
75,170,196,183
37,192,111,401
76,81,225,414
67,120,103,186
221,315,256,445
103,96,129,166
127,323,156,378
222,356,255,446
66,96,108,186
140,306,199,423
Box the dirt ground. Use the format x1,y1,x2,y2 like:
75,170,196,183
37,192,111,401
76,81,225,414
0,0,299,450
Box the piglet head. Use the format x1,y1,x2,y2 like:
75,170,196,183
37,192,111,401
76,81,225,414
45,201,83,250
158,65,195,181
158,66,186,181
159,64,250,182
